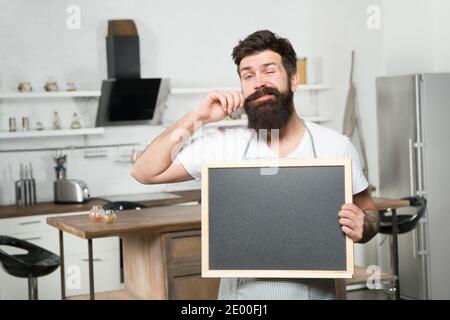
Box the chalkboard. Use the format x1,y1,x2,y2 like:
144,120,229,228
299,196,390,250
201,159,354,279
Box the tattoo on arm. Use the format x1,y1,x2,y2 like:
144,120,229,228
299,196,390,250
360,210,380,243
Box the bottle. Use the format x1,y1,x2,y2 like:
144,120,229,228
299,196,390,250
70,112,82,129
22,117,30,131
35,121,44,131
9,117,17,132
53,111,62,130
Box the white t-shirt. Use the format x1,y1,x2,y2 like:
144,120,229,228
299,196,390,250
176,119,368,195
175,119,369,300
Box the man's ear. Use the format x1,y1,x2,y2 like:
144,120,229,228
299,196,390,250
290,71,300,92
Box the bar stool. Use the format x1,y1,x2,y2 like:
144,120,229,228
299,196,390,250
377,196,427,299
0,235,60,300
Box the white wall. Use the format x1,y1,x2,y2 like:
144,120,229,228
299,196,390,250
0,0,391,267
2,0,447,268
0,0,320,206
381,0,435,75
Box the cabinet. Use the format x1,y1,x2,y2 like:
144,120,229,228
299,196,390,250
0,212,120,300
163,230,220,300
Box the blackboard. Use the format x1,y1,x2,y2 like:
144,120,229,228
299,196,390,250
201,159,354,278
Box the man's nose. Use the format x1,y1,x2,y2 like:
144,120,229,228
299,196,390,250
253,74,268,90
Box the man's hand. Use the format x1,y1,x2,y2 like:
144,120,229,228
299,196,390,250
193,91,245,125
338,203,365,242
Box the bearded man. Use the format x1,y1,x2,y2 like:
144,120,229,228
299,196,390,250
132,30,379,300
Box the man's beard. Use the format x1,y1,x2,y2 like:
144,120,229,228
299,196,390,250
243,86,294,133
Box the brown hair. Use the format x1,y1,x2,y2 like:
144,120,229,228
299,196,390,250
232,30,298,79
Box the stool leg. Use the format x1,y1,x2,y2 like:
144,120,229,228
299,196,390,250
28,277,38,300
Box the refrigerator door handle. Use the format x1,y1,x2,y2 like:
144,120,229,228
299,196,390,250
408,138,415,196
412,226,417,259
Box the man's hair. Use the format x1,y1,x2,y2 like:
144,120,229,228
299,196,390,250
232,30,298,79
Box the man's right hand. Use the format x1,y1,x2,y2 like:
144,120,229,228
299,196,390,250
132,91,245,185
192,91,245,124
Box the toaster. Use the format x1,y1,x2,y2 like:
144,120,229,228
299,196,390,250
54,179,90,203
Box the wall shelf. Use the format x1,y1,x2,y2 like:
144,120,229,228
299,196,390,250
0,91,101,99
0,85,331,98
0,127,105,139
202,115,333,128
170,84,331,95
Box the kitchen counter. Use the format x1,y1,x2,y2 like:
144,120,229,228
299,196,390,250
47,202,201,239
0,189,201,219
47,198,218,300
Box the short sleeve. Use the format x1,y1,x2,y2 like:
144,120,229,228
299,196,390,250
175,128,224,180
343,138,369,195
175,135,205,181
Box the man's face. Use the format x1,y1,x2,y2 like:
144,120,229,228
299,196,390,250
239,50,297,132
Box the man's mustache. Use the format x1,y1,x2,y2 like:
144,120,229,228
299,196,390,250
245,86,282,105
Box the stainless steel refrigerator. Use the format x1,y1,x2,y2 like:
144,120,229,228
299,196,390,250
376,73,450,300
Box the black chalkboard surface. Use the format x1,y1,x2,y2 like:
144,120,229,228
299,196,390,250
201,159,354,278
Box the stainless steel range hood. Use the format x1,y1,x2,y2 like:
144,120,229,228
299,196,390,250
96,20,169,127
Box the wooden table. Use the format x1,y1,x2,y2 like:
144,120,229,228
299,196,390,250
46,191,407,300
46,189,220,300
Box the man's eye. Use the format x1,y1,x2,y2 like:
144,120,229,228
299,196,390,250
266,70,275,74
244,74,253,80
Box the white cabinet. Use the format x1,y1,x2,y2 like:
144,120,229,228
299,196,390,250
64,251,121,297
0,212,120,300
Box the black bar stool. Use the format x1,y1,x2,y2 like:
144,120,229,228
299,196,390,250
0,235,60,300
378,196,427,299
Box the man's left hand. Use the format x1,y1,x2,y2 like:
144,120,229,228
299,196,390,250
338,203,365,242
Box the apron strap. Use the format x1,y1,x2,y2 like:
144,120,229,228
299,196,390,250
242,118,317,160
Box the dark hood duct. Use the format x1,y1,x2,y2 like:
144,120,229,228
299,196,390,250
96,20,169,127
106,20,141,79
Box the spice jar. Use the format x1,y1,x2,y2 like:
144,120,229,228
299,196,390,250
102,210,117,224
89,206,105,222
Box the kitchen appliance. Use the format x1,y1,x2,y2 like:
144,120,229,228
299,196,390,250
53,153,90,204
95,78,169,127
54,179,90,203
376,73,450,299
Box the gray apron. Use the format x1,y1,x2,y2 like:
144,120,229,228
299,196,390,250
217,119,336,300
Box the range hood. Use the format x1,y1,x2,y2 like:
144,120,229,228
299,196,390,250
96,20,169,127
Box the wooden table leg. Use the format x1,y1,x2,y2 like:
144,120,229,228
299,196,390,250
122,233,167,299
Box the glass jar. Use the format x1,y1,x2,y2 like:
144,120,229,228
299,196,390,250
89,206,105,223
102,210,117,224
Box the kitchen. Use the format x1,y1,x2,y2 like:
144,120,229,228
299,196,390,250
1,0,450,304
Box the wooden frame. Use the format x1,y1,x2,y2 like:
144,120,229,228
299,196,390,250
201,159,354,279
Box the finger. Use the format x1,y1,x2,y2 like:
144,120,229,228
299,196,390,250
224,92,235,114
341,203,359,212
212,92,228,113
338,209,358,219
341,226,360,242
231,91,240,112
339,205,364,218
238,92,245,108
339,218,358,231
